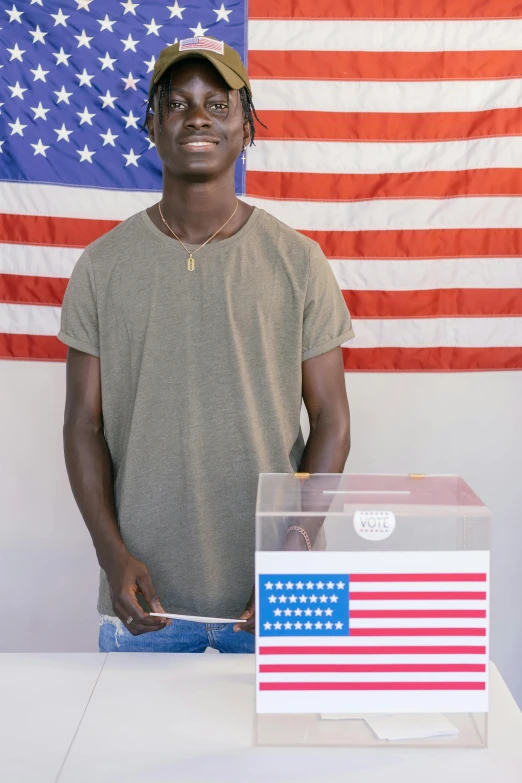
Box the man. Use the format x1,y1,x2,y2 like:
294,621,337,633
59,38,353,654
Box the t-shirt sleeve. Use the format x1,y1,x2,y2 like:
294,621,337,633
57,249,100,357
301,242,355,361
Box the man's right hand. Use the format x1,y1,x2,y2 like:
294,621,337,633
105,552,172,636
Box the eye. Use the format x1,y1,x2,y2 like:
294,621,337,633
210,102,228,111
168,101,185,109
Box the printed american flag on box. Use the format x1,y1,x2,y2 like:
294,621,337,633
256,551,489,714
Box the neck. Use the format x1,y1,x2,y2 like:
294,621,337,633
160,168,238,243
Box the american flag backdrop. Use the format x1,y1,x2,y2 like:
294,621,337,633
1,1,522,370
256,551,490,714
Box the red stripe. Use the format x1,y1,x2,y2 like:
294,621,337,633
259,682,486,691
303,229,522,259
0,333,66,361
0,214,118,248
343,346,522,372
249,50,522,82
249,0,521,18
350,610,487,618
260,664,487,673
350,591,486,600
344,289,522,318
0,274,67,307
349,573,487,582
259,646,486,655
255,108,522,142
246,170,522,202
349,628,486,636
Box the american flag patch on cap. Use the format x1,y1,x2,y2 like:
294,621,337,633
179,37,225,55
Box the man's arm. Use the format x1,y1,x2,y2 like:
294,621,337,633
63,347,170,634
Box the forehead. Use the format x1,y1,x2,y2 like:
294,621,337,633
164,58,229,91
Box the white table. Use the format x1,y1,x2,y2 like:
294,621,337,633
2,654,522,783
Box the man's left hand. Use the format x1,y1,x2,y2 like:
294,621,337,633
234,586,255,635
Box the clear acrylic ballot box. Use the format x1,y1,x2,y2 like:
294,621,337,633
254,473,490,748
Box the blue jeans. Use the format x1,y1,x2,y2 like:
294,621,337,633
98,613,255,653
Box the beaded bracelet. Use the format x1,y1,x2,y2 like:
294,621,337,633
287,525,312,551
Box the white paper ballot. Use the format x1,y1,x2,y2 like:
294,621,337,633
320,713,393,721
150,612,246,624
364,714,459,741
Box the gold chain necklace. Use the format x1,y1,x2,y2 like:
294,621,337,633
158,200,239,272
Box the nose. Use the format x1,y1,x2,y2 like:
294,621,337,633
183,104,212,130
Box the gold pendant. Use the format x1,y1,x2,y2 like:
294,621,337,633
187,255,195,272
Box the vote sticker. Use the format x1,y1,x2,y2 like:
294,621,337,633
353,510,396,541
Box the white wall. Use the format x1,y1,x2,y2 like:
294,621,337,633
1,362,521,705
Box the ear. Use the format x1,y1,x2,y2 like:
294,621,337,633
242,116,251,149
147,111,155,143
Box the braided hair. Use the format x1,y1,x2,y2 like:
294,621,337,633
142,66,265,145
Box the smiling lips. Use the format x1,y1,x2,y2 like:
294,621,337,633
180,139,219,150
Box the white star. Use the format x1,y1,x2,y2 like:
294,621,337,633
121,72,140,91
213,3,232,22
325,608,333,616
275,582,283,590
274,621,282,630
98,52,117,71
75,30,93,48
165,37,179,47
268,595,276,604
121,34,139,52
337,581,345,589
306,581,314,590
335,621,343,630
284,608,292,617
76,68,95,87
100,128,119,147
284,622,292,630
7,43,25,62
278,595,287,604
314,608,323,616
296,581,304,590
54,123,73,142
190,23,208,37
319,595,328,603
8,81,27,100
51,9,69,26
121,0,139,14
147,136,156,149
5,5,23,24
53,47,71,66
316,581,324,590
289,595,297,603
304,622,312,630
77,106,96,126
76,0,93,10
77,144,96,163
285,582,294,590
315,621,323,629
273,608,282,617
299,595,307,603
325,621,333,630
30,0,43,4
98,14,116,32
294,621,302,630
99,90,117,109
29,25,47,44
309,595,318,604
31,139,49,157
167,1,185,18
144,54,156,74
0,141,4,154
8,117,27,136
144,18,162,36
263,622,272,631
304,608,312,616
30,64,49,82
294,608,302,616
330,595,339,603
326,581,335,590
54,86,73,104
265,581,273,590
31,101,50,121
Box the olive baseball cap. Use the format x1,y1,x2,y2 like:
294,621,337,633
148,37,252,100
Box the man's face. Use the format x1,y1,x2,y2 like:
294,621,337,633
148,58,250,182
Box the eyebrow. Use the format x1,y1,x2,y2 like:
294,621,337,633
168,85,229,95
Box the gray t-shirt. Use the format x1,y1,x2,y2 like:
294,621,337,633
58,206,354,618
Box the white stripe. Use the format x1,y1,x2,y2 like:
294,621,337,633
1,181,158,221
248,19,522,52
246,196,522,231
347,581,486,592
0,303,61,336
350,617,486,629
259,654,486,666
346,318,522,350
0,244,81,279
258,672,486,684
251,78,522,113
349,599,488,611
260,635,484,647
329,257,522,292
247,137,522,175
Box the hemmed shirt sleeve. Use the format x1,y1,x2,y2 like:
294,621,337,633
57,249,100,358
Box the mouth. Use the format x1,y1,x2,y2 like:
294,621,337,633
180,140,219,151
